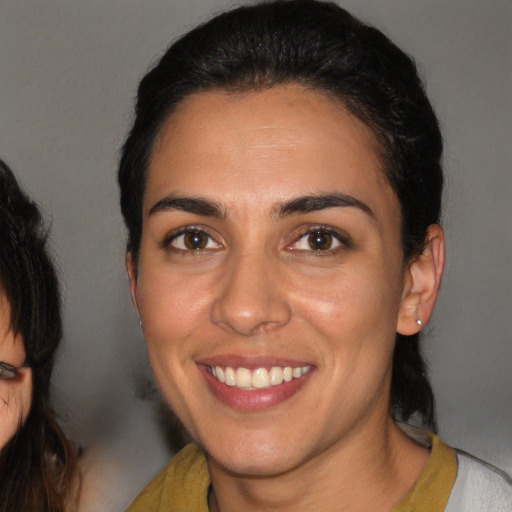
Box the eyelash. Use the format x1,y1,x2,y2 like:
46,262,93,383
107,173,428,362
161,226,222,253
161,224,351,256
0,362,20,380
288,225,352,255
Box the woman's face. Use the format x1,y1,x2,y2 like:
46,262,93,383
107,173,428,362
0,291,32,450
129,85,417,476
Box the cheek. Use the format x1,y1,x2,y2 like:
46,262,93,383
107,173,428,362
294,265,403,337
291,264,402,394
135,265,216,402
0,368,32,450
137,267,211,340
135,266,215,435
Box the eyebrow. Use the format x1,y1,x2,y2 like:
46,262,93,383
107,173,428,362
148,195,225,219
277,193,374,219
148,192,373,221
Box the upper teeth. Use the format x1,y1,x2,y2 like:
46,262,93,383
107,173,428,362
211,365,311,389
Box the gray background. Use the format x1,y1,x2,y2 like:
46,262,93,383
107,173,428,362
1,0,511,509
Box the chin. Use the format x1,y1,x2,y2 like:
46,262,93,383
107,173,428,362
202,430,307,477
211,451,298,478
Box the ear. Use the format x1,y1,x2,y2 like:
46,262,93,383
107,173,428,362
125,252,140,318
397,224,445,335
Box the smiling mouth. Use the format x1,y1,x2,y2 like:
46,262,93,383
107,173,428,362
205,365,311,390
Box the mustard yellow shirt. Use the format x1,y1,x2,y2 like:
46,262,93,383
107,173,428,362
126,433,457,512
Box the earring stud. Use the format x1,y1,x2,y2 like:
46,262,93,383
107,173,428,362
416,319,422,326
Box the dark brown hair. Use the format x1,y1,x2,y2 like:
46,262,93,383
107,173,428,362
0,159,79,511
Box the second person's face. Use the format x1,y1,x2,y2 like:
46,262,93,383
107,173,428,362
130,85,409,477
0,291,32,450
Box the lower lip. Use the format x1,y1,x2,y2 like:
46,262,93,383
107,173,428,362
198,365,312,411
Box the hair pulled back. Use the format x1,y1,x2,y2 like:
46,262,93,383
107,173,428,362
0,159,78,511
118,0,443,429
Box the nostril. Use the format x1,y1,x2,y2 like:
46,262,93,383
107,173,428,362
211,295,292,337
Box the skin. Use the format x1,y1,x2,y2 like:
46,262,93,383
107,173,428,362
127,85,444,512
0,291,32,451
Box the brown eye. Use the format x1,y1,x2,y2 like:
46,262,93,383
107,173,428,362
167,228,222,252
289,227,347,254
307,231,334,250
183,230,208,250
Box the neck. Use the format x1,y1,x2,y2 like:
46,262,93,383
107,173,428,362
208,417,429,512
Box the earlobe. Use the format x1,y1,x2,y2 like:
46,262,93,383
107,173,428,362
397,224,445,335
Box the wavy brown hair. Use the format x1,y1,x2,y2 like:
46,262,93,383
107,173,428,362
0,159,79,511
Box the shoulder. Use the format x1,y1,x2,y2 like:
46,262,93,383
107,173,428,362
445,450,512,512
395,425,512,512
126,444,209,512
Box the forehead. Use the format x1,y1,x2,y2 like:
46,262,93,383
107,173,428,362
145,85,397,221
0,288,11,330
0,288,25,360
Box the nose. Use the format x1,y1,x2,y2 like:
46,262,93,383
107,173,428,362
211,250,292,337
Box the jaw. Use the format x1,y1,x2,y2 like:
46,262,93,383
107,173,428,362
167,367,391,481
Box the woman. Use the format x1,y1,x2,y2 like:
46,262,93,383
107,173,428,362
118,1,511,510
0,159,78,511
